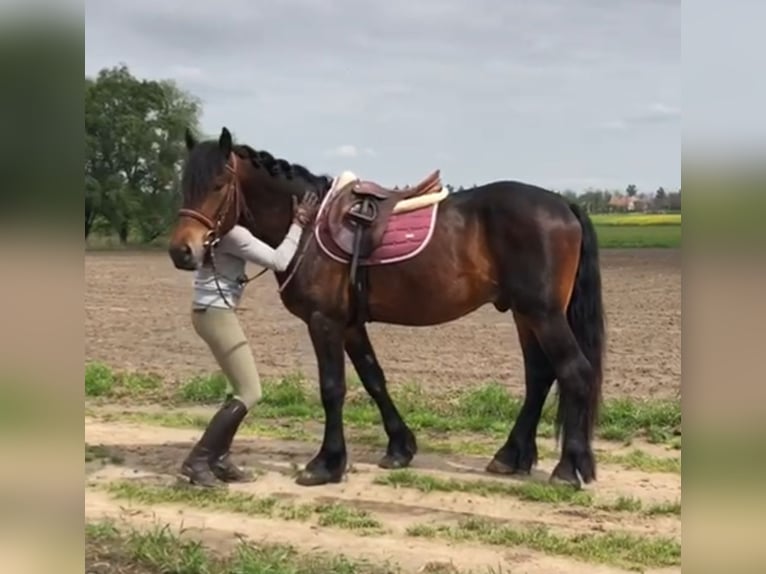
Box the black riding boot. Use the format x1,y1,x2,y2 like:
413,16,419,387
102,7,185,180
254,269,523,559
181,396,248,487
209,394,252,482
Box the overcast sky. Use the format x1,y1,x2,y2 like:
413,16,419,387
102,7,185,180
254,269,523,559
85,0,680,193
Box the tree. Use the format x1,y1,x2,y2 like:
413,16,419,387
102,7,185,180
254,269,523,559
85,64,201,242
626,184,638,197
653,186,667,211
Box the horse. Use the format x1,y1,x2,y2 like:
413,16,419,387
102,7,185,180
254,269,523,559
168,126,606,490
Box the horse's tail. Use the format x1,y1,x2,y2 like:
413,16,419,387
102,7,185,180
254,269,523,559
558,203,606,443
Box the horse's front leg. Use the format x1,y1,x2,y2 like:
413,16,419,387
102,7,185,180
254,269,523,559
345,324,417,469
295,311,348,486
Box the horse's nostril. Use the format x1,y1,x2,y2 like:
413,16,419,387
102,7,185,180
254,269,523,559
169,243,196,269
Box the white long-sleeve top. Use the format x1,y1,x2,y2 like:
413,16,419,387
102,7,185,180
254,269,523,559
192,223,303,309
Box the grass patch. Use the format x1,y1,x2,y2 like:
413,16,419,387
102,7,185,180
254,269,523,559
597,495,643,513
600,449,681,474
599,496,681,517
377,470,680,517
85,443,124,465
85,362,116,397
374,470,592,506
85,362,163,401
177,372,228,403
86,519,398,574
598,398,681,444
86,363,681,446
644,499,682,516
594,224,680,248
407,517,680,570
315,502,384,531
105,480,383,533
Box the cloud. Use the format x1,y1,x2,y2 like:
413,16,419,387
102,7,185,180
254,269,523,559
325,145,375,158
601,102,680,130
85,0,681,191
169,65,203,79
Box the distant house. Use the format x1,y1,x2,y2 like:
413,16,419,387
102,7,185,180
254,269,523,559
608,195,650,212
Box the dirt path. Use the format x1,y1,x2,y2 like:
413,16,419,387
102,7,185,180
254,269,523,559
85,249,681,400
85,417,681,574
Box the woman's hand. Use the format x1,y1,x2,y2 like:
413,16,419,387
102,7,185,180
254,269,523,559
292,191,320,226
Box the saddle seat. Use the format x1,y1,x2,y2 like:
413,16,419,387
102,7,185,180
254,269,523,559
352,170,442,200
325,170,444,259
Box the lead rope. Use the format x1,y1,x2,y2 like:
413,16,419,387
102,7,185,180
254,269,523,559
276,227,314,294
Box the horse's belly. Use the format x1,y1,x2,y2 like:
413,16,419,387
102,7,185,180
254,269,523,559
366,256,498,326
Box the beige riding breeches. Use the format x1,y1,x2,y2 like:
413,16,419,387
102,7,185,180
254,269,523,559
191,307,262,409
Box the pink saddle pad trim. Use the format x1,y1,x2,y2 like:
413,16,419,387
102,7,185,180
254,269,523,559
315,201,440,266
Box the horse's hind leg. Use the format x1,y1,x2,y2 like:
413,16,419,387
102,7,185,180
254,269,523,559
530,312,597,488
487,316,556,476
345,325,417,469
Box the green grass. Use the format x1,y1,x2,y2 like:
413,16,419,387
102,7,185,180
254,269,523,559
594,224,680,248
589,211,681,248
86,519,401,574
86,364,682,448
85,443,124,465
177,372,229,403
374,470,593,506
407,517,681,570
376,470,680,517
315,502,384,531
599,449,681,474
85,361,163,401
105,480,384,533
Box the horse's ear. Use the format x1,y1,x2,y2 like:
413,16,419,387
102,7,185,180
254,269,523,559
184,127,197,151
219,127,233,155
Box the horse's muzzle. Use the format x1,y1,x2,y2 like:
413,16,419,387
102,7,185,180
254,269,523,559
168,243,199,271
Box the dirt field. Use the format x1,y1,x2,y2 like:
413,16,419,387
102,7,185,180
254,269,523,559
85,248,681,573
85,248,681,400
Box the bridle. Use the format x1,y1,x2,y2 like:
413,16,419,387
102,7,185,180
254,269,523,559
178,152,243,242
177,152,268,308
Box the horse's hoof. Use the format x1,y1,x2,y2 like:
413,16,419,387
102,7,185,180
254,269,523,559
295,468,343,487
378,453,412,470
549,464,582,490
485,458,522,475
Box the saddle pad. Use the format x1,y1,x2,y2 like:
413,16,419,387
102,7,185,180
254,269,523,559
315,199,439,266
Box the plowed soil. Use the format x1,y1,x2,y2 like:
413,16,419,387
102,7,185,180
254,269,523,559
85,249,681,400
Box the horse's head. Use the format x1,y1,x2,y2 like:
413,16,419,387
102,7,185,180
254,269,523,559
168,126,244,270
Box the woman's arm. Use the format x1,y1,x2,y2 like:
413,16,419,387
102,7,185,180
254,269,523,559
219,224,303,271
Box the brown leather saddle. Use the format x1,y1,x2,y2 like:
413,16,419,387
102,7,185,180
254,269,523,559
321,169,442,324
326,170,441,266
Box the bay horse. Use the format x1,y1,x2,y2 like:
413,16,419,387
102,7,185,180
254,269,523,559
168,127,606,489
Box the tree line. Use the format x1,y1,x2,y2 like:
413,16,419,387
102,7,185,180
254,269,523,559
85,65,679,244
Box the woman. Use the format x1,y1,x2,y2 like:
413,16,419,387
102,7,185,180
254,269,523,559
181,191,320,487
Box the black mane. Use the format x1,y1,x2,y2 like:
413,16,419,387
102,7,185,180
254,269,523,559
181,140,334,203
234,144,333,197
